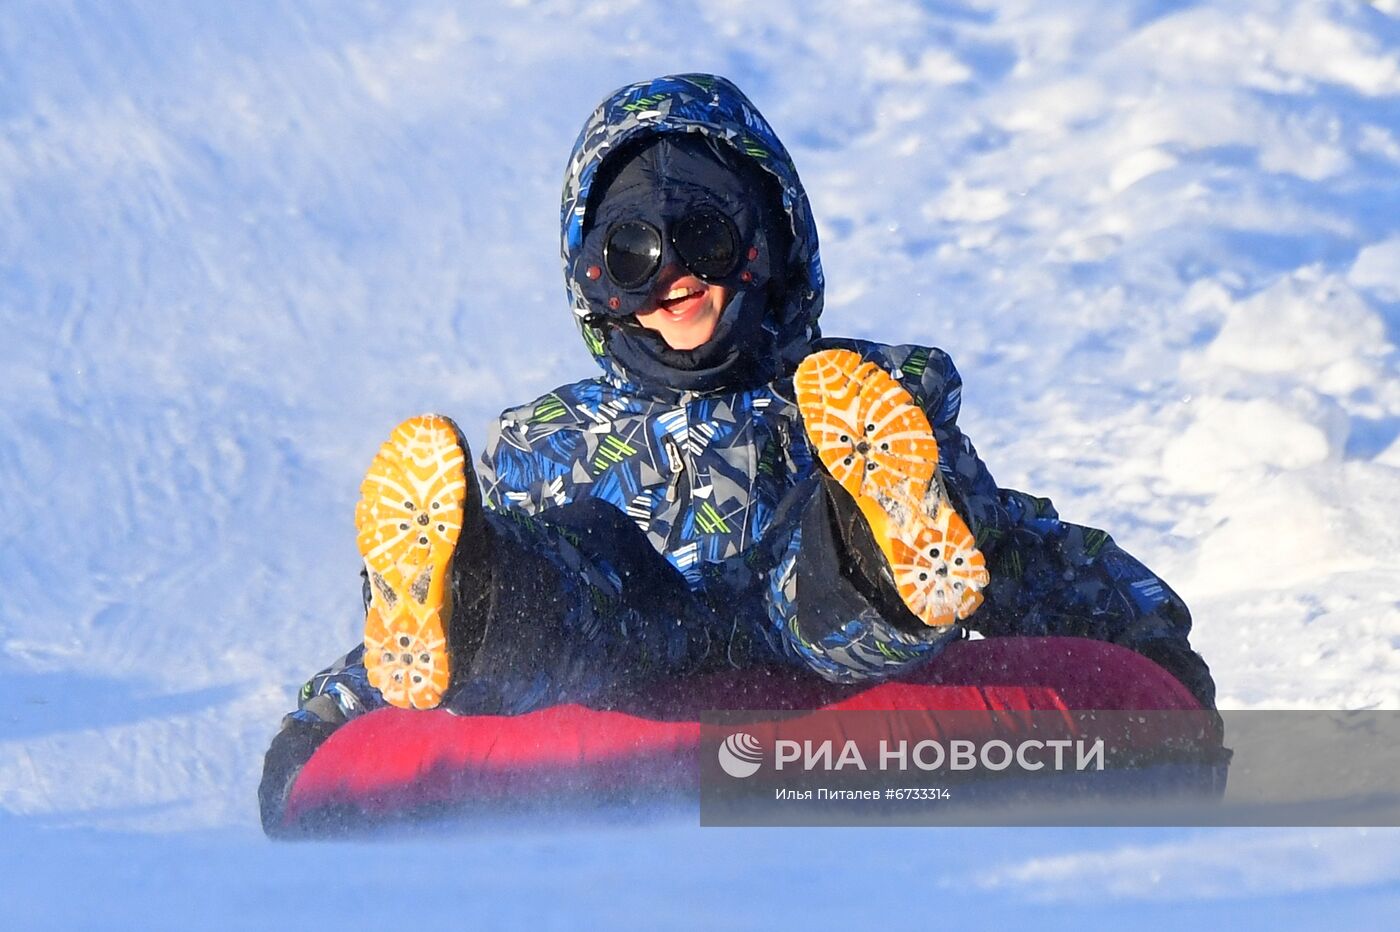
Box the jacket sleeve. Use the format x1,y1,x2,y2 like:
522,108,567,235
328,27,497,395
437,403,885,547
891,345,1217,708
758,472,961,684
283,639,386,726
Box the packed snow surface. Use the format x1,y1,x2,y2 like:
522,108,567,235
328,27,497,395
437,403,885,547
3,0,1399,926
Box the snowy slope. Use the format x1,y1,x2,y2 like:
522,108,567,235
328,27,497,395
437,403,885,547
2,0,1399,925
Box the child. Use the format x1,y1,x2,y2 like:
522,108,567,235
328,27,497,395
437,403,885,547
260,74,1215,822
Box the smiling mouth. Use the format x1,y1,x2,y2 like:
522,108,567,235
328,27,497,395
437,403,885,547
652,282,700,307
656,284,706,312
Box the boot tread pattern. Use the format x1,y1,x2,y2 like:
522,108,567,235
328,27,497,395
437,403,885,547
795,349,938,501
355,414,467,710
796,349,989,628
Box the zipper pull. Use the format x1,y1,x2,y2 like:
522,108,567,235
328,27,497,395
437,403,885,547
662,434,685,502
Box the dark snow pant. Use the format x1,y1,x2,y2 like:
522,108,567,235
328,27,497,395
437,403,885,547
290,470,1217,728
285,475,955,728
404,474,959,717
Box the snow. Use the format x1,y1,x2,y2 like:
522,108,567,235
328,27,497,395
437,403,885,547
3,0,1399,925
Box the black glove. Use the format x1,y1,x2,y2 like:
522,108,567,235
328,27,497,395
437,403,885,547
258,713,341,838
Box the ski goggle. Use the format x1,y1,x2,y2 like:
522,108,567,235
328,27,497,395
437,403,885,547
603,208,741,288
574,198,772,319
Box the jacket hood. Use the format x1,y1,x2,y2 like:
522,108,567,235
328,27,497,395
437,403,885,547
561,73,824,393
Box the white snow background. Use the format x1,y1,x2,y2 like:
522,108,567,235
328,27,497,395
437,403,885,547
3,0,1400,927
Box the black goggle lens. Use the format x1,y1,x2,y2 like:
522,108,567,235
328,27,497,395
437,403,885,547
601,209,741,289
672,209,739,279
603,221,663,288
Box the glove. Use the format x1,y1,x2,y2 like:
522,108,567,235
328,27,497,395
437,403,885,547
258,712,340,837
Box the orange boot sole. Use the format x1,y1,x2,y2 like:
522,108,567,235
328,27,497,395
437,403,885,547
354,414,469,710
795,348,989,627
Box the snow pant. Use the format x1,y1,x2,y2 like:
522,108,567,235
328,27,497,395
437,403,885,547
289,470,1218,727
292,474,959,726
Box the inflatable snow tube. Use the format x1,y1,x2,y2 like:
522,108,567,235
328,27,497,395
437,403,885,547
268,637,1225,835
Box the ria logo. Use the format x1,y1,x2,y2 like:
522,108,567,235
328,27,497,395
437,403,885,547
718,732,763,778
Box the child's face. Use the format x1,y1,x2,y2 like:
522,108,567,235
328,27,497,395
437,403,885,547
634,265,730,350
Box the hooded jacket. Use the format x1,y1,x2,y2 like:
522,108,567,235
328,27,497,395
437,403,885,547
475,74,1216,705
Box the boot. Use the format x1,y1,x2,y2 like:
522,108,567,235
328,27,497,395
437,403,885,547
354,414,489,709
794,348,989,628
